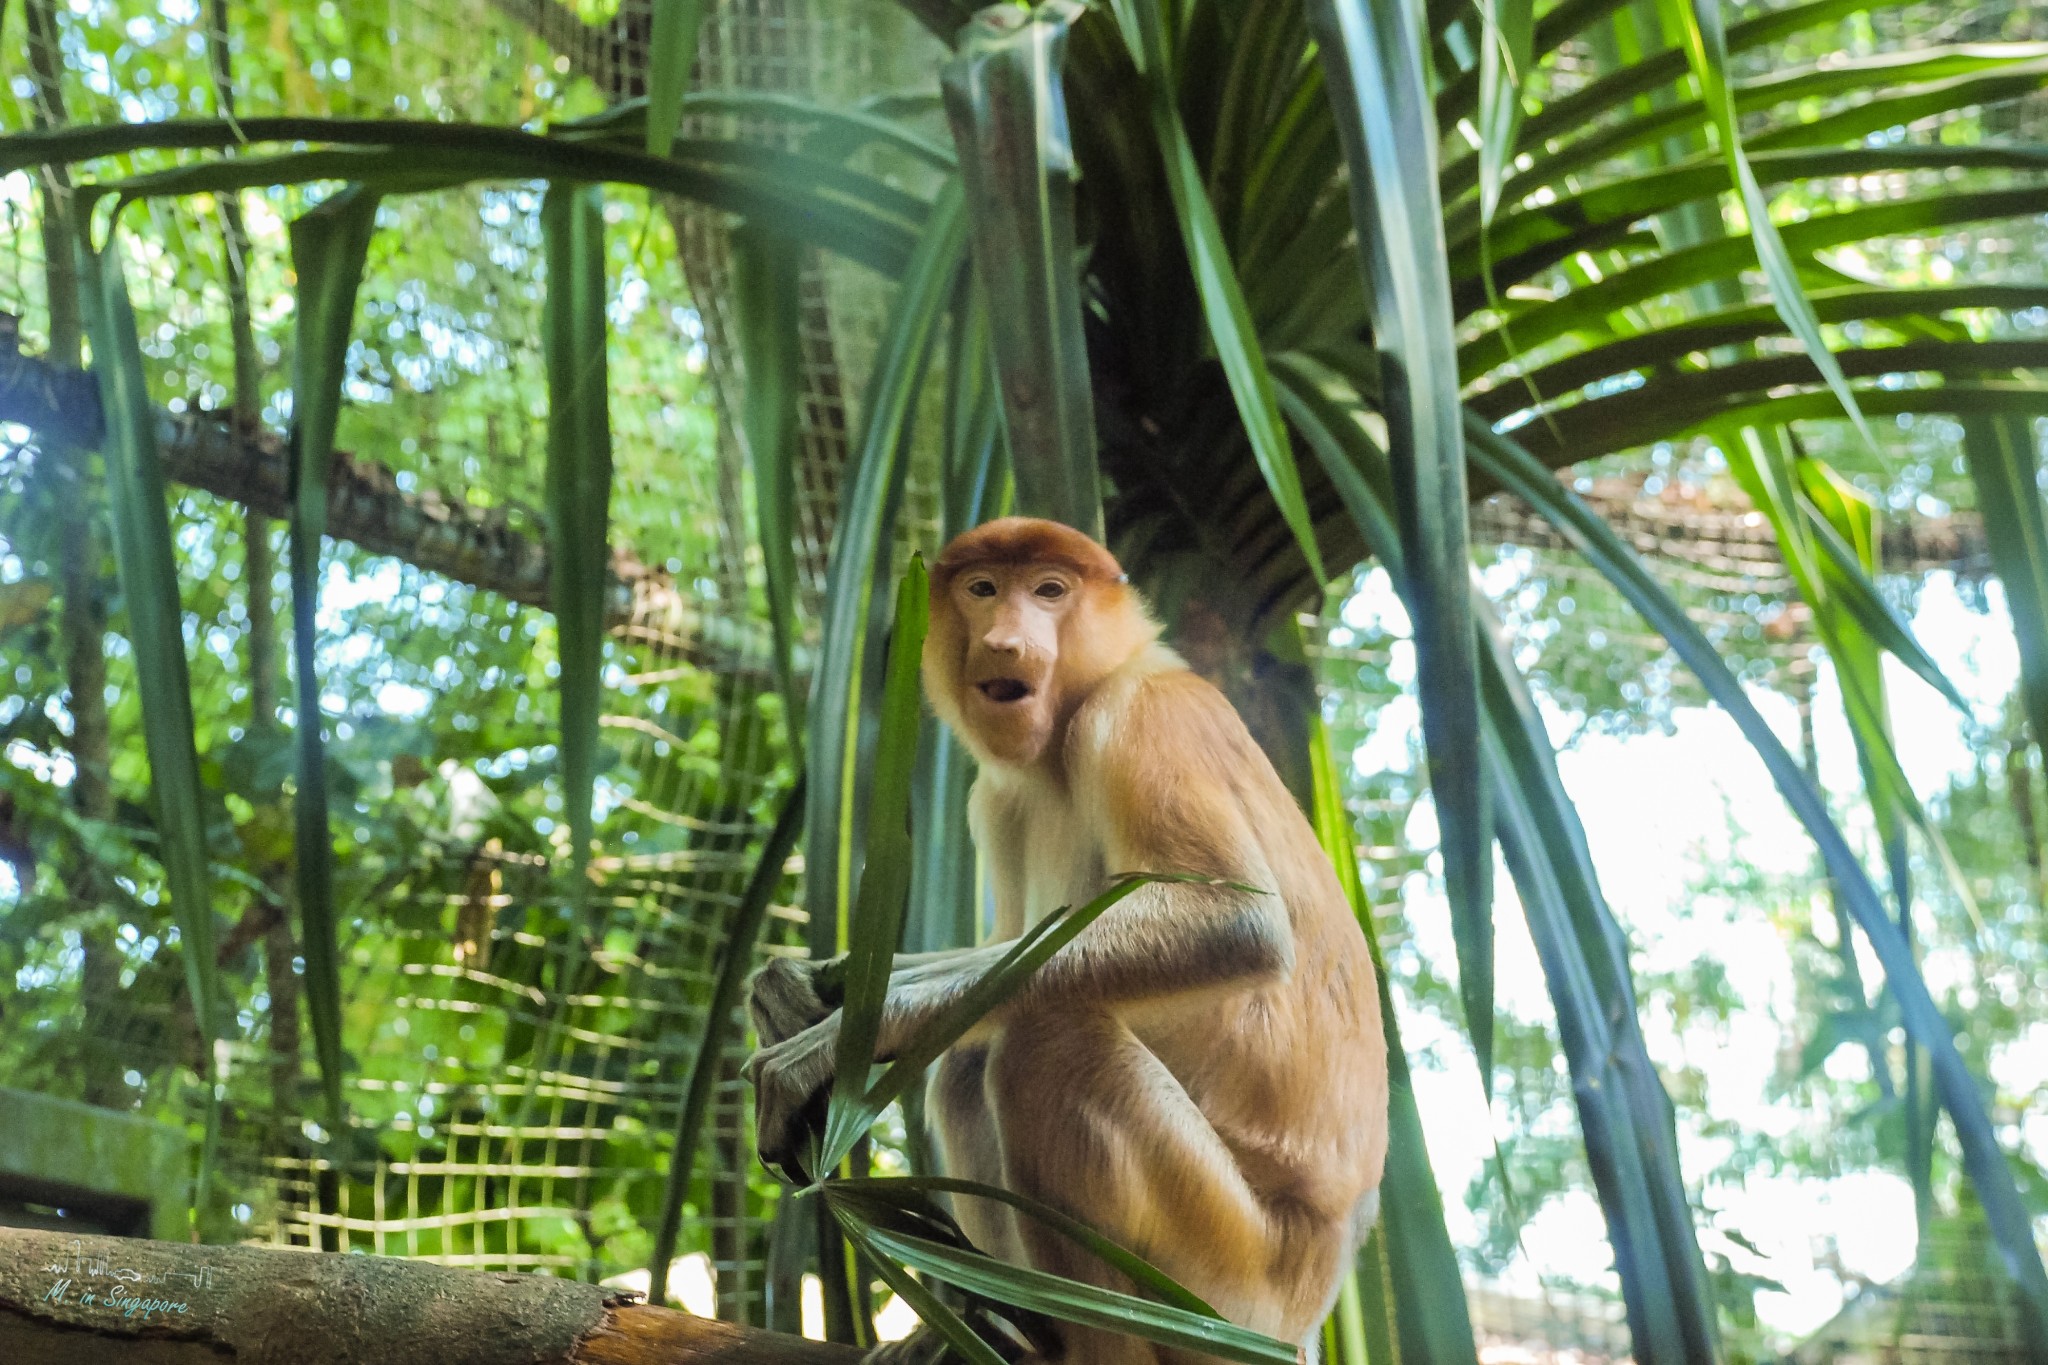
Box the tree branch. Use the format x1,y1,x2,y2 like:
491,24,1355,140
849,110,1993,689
1,342,670,617
0,1227,861,1365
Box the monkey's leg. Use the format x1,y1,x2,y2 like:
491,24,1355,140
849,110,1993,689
984,1010,1342,1365
928,1045,1025,1266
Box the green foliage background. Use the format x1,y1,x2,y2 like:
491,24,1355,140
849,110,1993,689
3,0,2048,1359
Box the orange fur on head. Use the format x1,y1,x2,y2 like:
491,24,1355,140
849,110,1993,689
923,518,1161,770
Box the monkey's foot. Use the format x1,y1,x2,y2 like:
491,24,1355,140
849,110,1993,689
865,1325,954,1365
866,1305,1049,1365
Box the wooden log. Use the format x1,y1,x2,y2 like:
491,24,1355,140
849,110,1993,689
0,1228,864,1365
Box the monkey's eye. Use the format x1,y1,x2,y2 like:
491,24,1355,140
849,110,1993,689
1034,580,1068,600
967,578,998,598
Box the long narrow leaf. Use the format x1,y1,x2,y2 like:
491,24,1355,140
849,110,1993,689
730,223,807,744
1656,0,1873,451
1477,615,1718,1363
1306,706,1477,1365
1479,340,2048,470
1464,0,1877,151
1282,354,1709,1360
1308,0,1493,1086
942,0,1102,538
1965,416,2048,759
644,0,708,159
911,297,1006,956
1445,47,2048,219
846,873,1180,1138
22,121,930,278
836,1219,1011,1365
1109,0,1328,586
647,775,807,1302
1474,0,1535,225
541,183,613,924
830,1174,1216,1317
1279,355,1479,1363
1464,414,2048,1343
74,228,224,1048
284,186,380,1133
856,1223,1297,1365
1457,184,2048,382
1448,146,2048,293
824,557,931,1168
1465,284,2048,424
803,182,964,968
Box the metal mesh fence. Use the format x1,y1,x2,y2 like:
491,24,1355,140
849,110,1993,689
0,0,2037,1354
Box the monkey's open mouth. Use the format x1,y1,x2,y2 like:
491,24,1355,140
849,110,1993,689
977,679,1032,704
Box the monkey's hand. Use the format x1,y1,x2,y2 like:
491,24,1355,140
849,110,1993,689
745,954,848,1047
742,1013,840,1181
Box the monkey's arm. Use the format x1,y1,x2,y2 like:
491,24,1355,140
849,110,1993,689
747,672,1292,1162
872,669,1293,1047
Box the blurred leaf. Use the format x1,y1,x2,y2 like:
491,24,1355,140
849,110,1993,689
1659,0,1868,451
541,182,613,921
18,120,931,277
1965,416,2048,755
0,579,54,630
1802,486,1967,713
1464,414,2048,1341
910,289,1006,956
824,556,930,1169
644,0,708,159
648,774,806,1303
803,180,964,965
285,184,380,1132
1308,0,1492,1083
74,228,224,1044
1724,430,1982,933
942,0,1102,538
1457,184,2048,385
730,223,806,743
1474,0,1534,225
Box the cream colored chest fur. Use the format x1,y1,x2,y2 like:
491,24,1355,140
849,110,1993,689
969,770,1107,939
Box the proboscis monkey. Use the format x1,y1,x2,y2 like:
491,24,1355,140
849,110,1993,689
746,518,1388,1365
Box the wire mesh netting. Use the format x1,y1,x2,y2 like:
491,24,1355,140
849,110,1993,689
0,0,959,1314
0,0,2041,1357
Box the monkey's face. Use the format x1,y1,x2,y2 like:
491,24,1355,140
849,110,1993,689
946,563,1082,766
